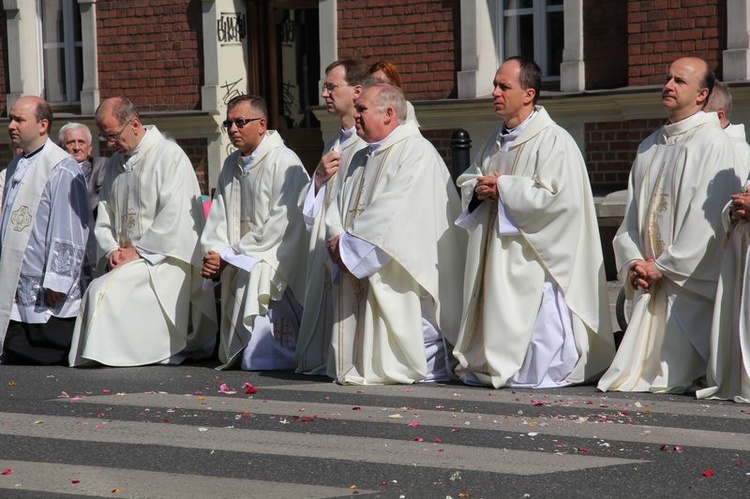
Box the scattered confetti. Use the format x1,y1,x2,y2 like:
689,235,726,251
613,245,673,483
433,438,443,443
408,421,420,427
1,469,12,475
388,414,403,419
218,383,236,395
701,470,714,477
71,479,81,484
58,391,70,398
352,406,362,411
414,437,424,442
243,383,257,395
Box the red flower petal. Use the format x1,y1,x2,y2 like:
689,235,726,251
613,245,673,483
701,470,714,477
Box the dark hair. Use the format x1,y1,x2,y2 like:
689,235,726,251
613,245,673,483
36,99,53,128
369,60,403,88
326,59,370,86
699,67,716,108
505,56,542,105
226,94,268,120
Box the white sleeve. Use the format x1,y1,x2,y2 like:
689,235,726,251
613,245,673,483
219,246,260,273
339,232,391,279
302,182,325,231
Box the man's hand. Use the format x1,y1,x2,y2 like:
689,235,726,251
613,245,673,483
475,173,500,201
327,234,347,272
629,258,663,290
201,251,226,279
45,289,66,306
314,150,341,193
108,246,140,269
730,189,750,221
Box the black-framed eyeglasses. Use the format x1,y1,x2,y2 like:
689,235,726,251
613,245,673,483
222,117,263,130
99,117,134,143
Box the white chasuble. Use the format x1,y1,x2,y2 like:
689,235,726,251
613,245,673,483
697,203,750,403
69,126,218,367
296,130,366,374
599,112,743,393
453,106,615,389
326,120,465,385
201,131,310,369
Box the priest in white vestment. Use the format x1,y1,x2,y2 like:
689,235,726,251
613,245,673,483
697,82,750,403
69,97,217,367
298,59,369,374
598,57,743,393
201,95,309,370
0,96,90,365
452,57,615,389
326,82,465,385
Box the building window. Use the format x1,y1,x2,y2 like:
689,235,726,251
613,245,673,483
497,0,564,80
40,0,83,104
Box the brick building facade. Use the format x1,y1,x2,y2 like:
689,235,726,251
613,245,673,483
2,1,750,197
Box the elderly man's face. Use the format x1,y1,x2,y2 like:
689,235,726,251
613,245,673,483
97,111,139,156
322,65,358,117
8,97,47,153
62,128,93,163
662,58,709,121
225,100,266,155
354,87,389,142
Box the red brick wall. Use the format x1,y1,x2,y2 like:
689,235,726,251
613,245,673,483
0,8,7,115
585,118,664,192
584,0,628,90
177,137,209,195
628,0,726,85
96,0,203,111
337,0,459,99
422,129,455,171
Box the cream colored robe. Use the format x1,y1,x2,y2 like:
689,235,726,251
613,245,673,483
326,120,465,385
201,131,309,368
453,107,615,388
697,205,750,403
598,112,743,393
724,123,750,181
296,130,366,374
69,126,217,367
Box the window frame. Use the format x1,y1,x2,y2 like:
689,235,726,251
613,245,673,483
496,0,564,81
39,0,83,105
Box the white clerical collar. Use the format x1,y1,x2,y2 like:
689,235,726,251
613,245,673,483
240,134,267,174
340,125,356,144
497,110,537,151
668,109,704,125
366,125,400,157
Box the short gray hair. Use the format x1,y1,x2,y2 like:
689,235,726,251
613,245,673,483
58,122,93,144
706,80,733,121
363,80,407,122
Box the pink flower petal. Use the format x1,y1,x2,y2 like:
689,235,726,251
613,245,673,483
701,470,714,477
408,421,420,427
242,383,257,395
218,383,236,395
414,437,424,442
1,469,12,475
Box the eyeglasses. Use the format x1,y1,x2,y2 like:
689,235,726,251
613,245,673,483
222,117,263,130
99,117,134,143
322,83,348,93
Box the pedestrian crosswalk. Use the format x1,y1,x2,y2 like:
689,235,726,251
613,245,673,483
1,374,749,498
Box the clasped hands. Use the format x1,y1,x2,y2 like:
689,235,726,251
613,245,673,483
628,258,662,290
201,250,227,279
108,245,140,269
475,172,500,201
730,187,750,221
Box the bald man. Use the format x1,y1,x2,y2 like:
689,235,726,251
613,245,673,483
599,57,744,393
0,96,90,365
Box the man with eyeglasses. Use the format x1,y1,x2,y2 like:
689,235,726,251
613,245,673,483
69,97,217,367
0,96,90,365
201,94,309,370
297,58,369,375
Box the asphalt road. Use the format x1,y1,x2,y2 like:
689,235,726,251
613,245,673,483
0,362,748,498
